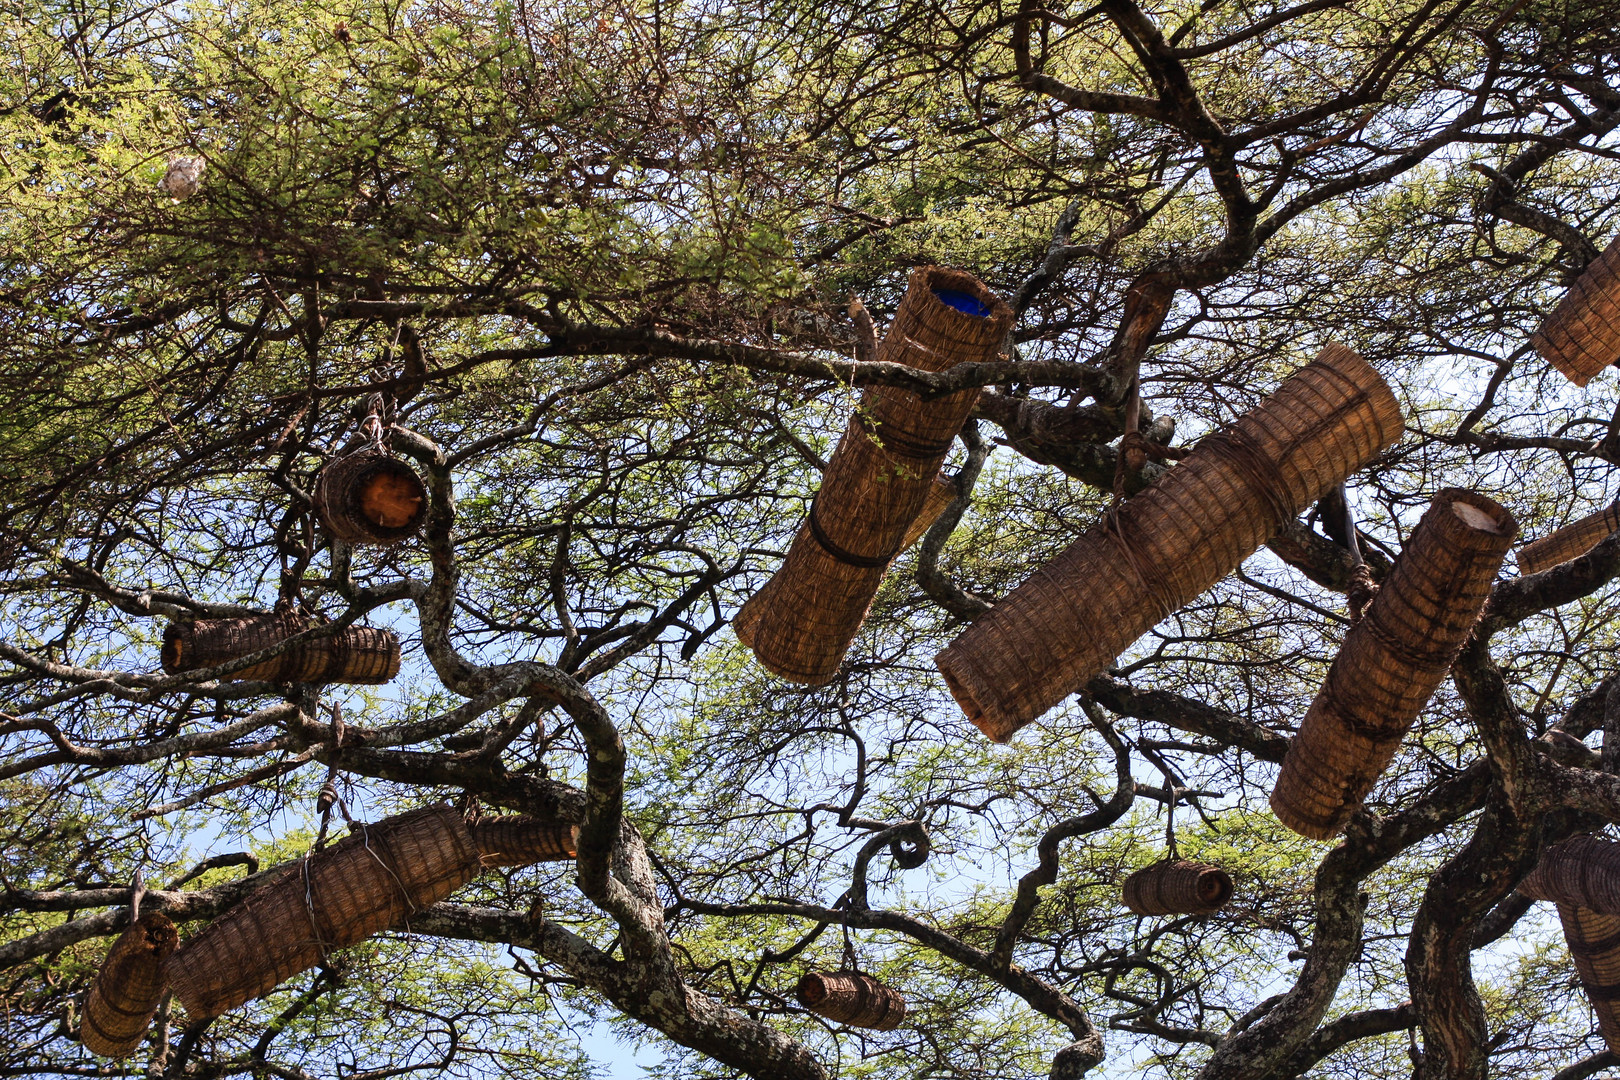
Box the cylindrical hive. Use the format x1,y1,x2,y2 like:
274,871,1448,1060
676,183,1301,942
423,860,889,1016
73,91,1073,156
81,912,177,1059
161,612,400,685
1520,835,1620,914
935,344,1404,742
472,817,577,867
1557,902,1620,1053
1120,861,1233,916
1516,502,1620,576
167,806,481,1019
1531,236,1620,387
314,450,428,545
733,268,1013,685
1270,489,1516,839
897,474,960,551
795,971,907,1030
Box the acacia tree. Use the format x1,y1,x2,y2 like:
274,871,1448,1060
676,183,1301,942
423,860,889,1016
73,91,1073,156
5,0,1620,1077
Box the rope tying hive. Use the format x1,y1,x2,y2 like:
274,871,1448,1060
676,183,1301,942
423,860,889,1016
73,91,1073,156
1520,835,1620,914
166,806,481,1018
1516,502,1620,576
733,267,1013,685
314,449,428,545
162,611,400,685
1555,903,1620,1053
935,344,1404,742
472,817,578,867
1270,489,1515,840
81,912,177,1059
795,971,907,1029
1120,860,1233,916
1532,236,1620,387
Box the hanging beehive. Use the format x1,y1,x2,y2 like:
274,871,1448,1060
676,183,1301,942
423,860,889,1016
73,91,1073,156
1555,903,1620,1053
935,344,1403,742
897,474,960,551
1270,489,1516,839
161,611,400,685
733,268,1014,685
313,449,428,545
1120,860,1233,917
795,971,907,1030
81,912,177,1059
471,816,577,867
1531,236,1620,387
1516,502,1620,576
1519,835,1620,914
166,806,481,1019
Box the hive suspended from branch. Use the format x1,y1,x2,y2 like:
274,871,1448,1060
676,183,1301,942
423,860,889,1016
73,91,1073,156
81,912,178,1059
733,267,1014,685
1554,903,1620,1053
471,817,577,867
1532,236,1620,386
161,610,400,685
1120,860,1233,917
1516,502,1620,576
166,806,481,1019
1519,835,1620,914
1270,489,1516,840
795,971,907,1030
314,449,428,545
897,473,960,551
935,344,1403,742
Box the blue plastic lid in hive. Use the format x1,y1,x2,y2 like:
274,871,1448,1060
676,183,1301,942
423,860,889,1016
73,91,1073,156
932,289,992,318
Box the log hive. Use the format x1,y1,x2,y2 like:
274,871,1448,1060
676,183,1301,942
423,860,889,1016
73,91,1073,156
1516,502,1620,576
795,971,907,1030
81,912,177,1059
1520,835,1620,915
1556,902,1620,1053
471,817,577,867
161,611,400,685
733,267,1013,685
1532,236,1620,387
1270,489,1516,840
314,450,428,545
1120,861,1233,916
935,344,1404,742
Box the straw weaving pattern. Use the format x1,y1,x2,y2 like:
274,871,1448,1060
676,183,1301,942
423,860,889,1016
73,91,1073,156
1520,835,1620,914
167,806,480,1018
1532,236,1620,387
472,817,577,867
81,912,177,1059
1516,502,1620,576
314,450,428,545
795,971,907,1029
1557,902,1620,1052
1120,861,1233,916
935,344,1403,742
162,612,400,685
1270,489,1516,840
898,474,959,551
734,267,1013,685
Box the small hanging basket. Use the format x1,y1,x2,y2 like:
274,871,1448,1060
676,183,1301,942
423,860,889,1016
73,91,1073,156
1120,860,1233,916
313,449,428,545
1516,502,1620,576
472,817,578,867
1532,236,1620,387
166,806,481,1019
161,611,400,685
81,912,177,1059
795,970,907,1030
1555,902,1620,1053
1520,835,1620,914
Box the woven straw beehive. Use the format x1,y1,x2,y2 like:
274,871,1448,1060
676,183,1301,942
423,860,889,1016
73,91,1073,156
162,611,400,685
472,817,577,867
1556,903,1620,1052
734,268,1013,685
167,806,480,1019
935,344,1403,742
1270,489,1516,840
795,971,907,1030
81,912,177,1059
1532,237,1620,387
1120,861,1233,916
898,474,959,551
314,450,428,545
1520,835,1620,914
1516,502,1620,576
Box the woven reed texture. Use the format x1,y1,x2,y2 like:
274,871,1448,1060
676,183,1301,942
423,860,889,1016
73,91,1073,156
1520,836,1620,914
1557,902,1620,1052
795,971,907,1029
734,267,1013,685
898,474,959,551
314,450,428,545
81,912,177,1059
1270,489,1516,839
162,612,400,685
1516,502,1620,576
167,806,480,1019
935,344,1404,742
472,817,577,867
1532,236,1620,387
1120,861,1234,916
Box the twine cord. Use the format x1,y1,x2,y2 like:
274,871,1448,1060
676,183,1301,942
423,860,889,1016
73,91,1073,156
806,491,899,569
